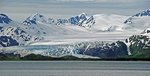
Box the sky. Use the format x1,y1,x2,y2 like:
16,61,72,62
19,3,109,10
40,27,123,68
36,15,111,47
0,0,150,22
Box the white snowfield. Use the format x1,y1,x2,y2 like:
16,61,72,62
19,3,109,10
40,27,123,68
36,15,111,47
0,11,150,57
89,14,128,31
27,14,145,46
30,32,135,46
126,16,150,30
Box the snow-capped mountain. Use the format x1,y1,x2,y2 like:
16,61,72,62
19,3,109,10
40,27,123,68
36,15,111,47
0,13,46,46
0,11,146,47
87,14,128,31
124,9,150,30
68,13,127,32
1,11,149,58
0,13,131,47
79,16,95,28
23,13,90,26
54,13,127,32
69,13,88,25
131,9,150,17
0,14,12,24
22,13,129,32
124,9,150,24
23,13,47,25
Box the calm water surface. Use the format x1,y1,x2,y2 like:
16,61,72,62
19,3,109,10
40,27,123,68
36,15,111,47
0,61,150,76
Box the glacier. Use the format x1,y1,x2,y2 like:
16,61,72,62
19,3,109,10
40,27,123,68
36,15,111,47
0,9,150,58
0,41,128,58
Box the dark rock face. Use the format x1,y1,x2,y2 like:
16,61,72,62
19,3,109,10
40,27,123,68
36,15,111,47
79,16,95,27
83,41,128,58
0,36,19,47
69,13,87,25
23,13,46,25
23,19,37,25
133,9,150,17
56,19,69,25
0,14,12,24
127,35,150,58
74,41,128,58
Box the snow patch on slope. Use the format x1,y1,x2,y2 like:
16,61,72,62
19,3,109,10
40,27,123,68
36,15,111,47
88,14,128,31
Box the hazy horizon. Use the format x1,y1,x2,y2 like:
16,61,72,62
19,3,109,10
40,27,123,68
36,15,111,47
0,0,150,22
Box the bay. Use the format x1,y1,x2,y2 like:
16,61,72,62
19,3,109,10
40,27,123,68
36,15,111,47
0,61,150,76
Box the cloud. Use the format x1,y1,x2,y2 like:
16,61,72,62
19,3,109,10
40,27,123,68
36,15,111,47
1,0,149,19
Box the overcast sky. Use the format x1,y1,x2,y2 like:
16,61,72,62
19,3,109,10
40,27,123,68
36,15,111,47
0,0,149,22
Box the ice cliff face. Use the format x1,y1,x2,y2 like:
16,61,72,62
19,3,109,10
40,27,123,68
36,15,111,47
1,41,128,58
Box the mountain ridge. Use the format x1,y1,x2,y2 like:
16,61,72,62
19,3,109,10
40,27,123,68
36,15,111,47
124,9,150,24
0,14,12,24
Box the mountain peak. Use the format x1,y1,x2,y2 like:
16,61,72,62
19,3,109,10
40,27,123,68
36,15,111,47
80,12,86,15
133,9,150,17
23,13,47,25
124,9,150,24
69,13,88,25
29,13,44,19
0,14,12,24
78,13,87,20
79,13,87,16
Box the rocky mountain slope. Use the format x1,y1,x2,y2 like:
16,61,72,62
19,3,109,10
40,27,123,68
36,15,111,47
23,13,128,32
0,14,12,24
125,27,150,58
0,14,45,46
